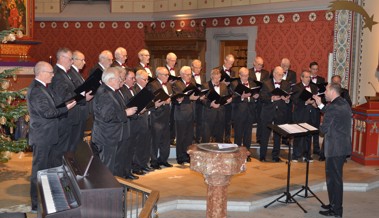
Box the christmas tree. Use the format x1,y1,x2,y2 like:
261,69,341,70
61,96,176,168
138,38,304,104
0,68,29,162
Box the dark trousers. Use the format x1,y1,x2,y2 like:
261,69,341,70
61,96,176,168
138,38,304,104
255,102,263,142
293,134,311,159
234,117,253,150
49,118,71,167
175,119,193,163
310,109,321,153
150,118,170,165
325,156,345,216
98,142,119,175
132,118,151,170
202,108,225,143
30,142,54,209
194,102,203,142
224,104,232,141
68,122,82,153
170,104,176,141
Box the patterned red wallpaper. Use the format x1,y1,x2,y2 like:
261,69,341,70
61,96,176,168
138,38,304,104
30,10,334,80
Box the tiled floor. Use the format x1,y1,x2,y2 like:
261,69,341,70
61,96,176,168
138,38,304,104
1,148,379,218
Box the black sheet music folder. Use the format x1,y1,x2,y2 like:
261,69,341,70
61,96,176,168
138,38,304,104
126,88,155,114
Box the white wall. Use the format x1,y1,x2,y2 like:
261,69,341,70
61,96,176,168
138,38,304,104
356,0,379,105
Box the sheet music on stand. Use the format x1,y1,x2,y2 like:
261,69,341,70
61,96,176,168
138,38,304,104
298,123,318,131
278,124,308,134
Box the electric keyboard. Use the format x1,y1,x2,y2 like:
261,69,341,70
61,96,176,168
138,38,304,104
37,143,123,218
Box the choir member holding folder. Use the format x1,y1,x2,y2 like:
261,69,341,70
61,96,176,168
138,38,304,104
172,66,202,165
147,67,173,169
91,67,137,177
259,66,291,162
230,67,260,162
201,68,232,143
291,70,318,162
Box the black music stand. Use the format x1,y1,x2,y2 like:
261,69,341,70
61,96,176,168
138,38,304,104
292,156,326,206
264,124,317,213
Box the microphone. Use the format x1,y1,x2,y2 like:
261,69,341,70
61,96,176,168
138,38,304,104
368,81,378,93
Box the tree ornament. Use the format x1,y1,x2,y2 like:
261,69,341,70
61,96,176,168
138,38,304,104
1,80,10,90
0,116,6,125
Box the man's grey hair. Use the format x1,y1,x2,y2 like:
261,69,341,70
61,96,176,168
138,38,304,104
102,67,118,84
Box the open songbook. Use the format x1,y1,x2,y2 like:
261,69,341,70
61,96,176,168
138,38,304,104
278,123,318,134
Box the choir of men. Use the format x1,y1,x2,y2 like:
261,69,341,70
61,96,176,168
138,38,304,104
28,46,342,187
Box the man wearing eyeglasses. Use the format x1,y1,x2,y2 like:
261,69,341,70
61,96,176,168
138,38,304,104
134,49,153,78
67,50,93,153
89,50,113,75
28,61,77,213
249,56,270,145
91,67,137,176
147,67,173,169
172,66,201,165
50,48,79,167
111,47,128,68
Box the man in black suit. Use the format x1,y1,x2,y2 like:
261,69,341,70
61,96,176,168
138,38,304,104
249,56,270,144
111,47,128,68
318,75,352,161
278,58,297,145
202,68,232,143
219,54,236,143
248,56,270,82
147,67,173,169
192,59,206,143
291,70,318,162
259,66,291,162
28,61,77,212
91,67,137,176
231,67,259,161
165,52,179,145
172,66,200,164
314,83,352,218
309,61,325,156
165,52,179,77
49,48,79,167
67,50,93,152
134,49,153,78
89,50,113,75
117,68,140,179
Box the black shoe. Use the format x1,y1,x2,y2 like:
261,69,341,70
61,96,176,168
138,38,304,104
125,173,139,180
246,156,251,162
272,157,283,162
177,161,185,165
281,139,289,145
319,156,326,161
259,158,266,162
313,151,321,155
321,204,332,210
151,164,162,170
160,162,173,167
319,209,341,217
141,166,154,172
132,169,146,175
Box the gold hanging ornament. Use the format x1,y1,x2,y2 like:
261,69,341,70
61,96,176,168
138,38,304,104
1,80,10,90
13,74,17,81
25,114,30,122
0,116,6,125
7,96,13,105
